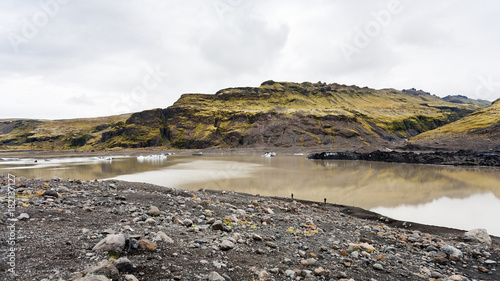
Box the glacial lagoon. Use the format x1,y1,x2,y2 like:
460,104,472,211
1,153,499,236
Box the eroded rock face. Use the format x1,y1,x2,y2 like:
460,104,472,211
118,81,478,150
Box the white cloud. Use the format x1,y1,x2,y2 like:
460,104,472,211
1,0,500,119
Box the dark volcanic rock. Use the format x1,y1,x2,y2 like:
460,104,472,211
42,190,59,198
307,150,500,166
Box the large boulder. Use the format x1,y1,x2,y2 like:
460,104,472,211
440,245,463,258
464,228,492,247
92,233,126,254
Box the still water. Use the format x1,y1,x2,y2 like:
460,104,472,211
1,154,500,236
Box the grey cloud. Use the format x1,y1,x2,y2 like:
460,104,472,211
200,17,289,74
0,0,499,119
65,94,96,106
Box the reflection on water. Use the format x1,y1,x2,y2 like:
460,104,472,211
0,156,169,180
372,193,500,236
1,154,500,235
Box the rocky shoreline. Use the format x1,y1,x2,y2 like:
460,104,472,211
307,150,500,167
0,176,499,281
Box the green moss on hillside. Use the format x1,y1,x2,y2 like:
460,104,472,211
412,99,500,141
0,81,487,150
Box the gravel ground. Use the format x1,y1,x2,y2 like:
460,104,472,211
0,176,498,281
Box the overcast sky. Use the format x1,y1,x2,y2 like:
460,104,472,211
1,0,500,119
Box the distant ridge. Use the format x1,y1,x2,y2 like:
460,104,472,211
442,95,491,107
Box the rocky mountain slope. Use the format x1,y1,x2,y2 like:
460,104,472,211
411,99,500,151
0,81,486,151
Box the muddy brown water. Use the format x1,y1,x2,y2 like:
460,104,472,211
1,153,500,235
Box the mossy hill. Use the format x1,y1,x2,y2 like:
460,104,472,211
0,115,130,151
0,81,486,151
411,99,500,151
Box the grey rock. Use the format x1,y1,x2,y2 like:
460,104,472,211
92,233,125,254
153,231,174,244
145,218,157,225
102,228,116,235
84,260,119,280
147,205,161,216
114,257,134,273
211,220,224,231
440,245,463,258
124,275,139,281
265,241,277,248
42,190,58,198
220,239,235,251
17,213,30,220
431,271,444,278
351,251,359,259
213,260,226,269
253,234,263,241
306,258,318,265
285,269,295,278
183,219,193,227
313,267,326,276
255,248,265,254
74,275,111,281
66,272,85,280
335,271,348,278
56,185,70,192
372,263,384,271
384,246,396,253
255,270,271,279
426,246,439,252
264,207,274,214
302,269,313,277
304,276,317,281
485,259,497,265
208,271,226,281
464,229,492,246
